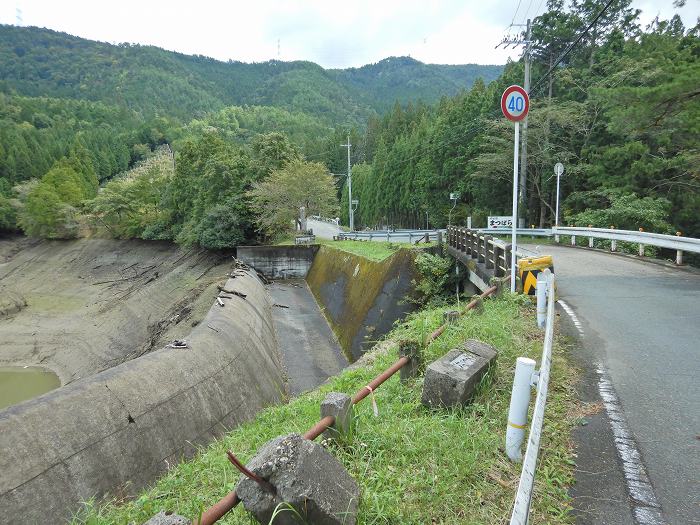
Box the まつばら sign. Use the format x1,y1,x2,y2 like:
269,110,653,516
501,85,529,122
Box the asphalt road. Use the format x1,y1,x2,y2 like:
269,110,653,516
307,218,340,240
531,244,700,524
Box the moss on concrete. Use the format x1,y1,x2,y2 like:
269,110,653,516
306,246,418,360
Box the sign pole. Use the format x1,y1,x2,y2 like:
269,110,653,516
500,84,529,293
511,122,520,293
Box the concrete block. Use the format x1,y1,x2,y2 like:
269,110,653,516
421,340,498,409
237,434,360,525
398,340,421,382
142,511,190,525
443,310,460,324
321,392,353,441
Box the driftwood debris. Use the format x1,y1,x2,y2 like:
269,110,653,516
216,297,225,307
217,285,247,299
273,303,289,309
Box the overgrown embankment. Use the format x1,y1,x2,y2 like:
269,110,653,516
75,293,580,525
306,244,419,360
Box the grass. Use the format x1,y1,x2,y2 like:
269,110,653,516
73,294,578,525
275,234,433,262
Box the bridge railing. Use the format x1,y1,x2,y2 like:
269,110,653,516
447,226,513,277
338,229,442,243
553,226,700,264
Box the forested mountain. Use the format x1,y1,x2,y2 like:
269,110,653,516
0,25,502,123
339,2,699,243
1,1,696,254
331,56,503,114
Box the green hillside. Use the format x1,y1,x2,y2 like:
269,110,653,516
0,25,503,124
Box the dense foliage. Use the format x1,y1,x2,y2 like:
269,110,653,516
1,2,696,249
0,25,502,124
339,1,699,239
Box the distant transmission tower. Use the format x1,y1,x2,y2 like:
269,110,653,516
16,7,23,26
277,39,280,59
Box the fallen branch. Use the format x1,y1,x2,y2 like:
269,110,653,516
217,285,247,299
273,303,289,309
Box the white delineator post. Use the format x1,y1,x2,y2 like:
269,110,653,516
506,356,536,462
511,121,520,293
536,272,547,329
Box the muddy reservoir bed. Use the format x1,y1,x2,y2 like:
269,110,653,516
0,238,232,385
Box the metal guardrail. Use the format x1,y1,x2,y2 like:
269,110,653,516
509,270,556,524
553,226,700,254
338,229,442,243
476,228,553,237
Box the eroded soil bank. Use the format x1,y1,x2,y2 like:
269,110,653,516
0,237,232,384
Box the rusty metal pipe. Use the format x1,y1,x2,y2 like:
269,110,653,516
197,281,503,524
351,356,409,404
194,491,240,525
303,414,336,440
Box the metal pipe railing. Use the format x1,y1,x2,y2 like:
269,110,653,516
195,275,504,525
509,270,556,524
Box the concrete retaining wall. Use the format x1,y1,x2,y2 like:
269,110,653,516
0,271,284,522
237,245,319,279
306,246,419,361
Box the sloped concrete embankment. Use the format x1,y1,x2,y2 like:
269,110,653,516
306,246,419,360
0,271,284,522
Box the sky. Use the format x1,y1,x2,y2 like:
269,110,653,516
1,1,696,68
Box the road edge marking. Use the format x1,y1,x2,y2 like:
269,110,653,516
594,364,664,524
557,299,584,337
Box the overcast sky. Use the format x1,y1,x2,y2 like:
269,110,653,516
1,1,696,68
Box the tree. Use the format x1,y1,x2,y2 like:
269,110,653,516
248,160,339,237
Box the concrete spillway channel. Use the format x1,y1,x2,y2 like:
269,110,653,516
0,239,419,521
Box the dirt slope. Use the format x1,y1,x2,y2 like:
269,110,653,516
0,237,232,384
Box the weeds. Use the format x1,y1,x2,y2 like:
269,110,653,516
73,294,577,525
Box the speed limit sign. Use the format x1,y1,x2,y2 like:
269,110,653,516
501,85,529,122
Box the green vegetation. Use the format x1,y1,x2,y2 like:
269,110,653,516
319,240,422,261
72,294,578,524
338,2,699,241
0,25,502,124
248,160,338,238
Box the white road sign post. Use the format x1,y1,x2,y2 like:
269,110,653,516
554,162,564,227
501,85,530,293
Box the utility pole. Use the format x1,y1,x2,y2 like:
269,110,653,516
496,19,532,228
519,19,532,229
341,135,353,231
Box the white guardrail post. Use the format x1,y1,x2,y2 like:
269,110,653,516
506,357,537,462
536,272,547,329
509,268,556,525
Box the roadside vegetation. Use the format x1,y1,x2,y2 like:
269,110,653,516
72,293,579,525
1,2,696,248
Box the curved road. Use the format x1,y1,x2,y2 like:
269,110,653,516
534,245,700,524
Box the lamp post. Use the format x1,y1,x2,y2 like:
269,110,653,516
448,192,460,227
554,162,564,243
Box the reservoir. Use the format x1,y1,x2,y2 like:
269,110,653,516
0,366,61,410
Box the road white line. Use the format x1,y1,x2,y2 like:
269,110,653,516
557,299,584,336
595,364,664,524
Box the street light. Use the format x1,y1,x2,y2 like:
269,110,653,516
554,163,564,242
448,192,460,227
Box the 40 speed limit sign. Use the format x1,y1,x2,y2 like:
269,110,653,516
501,85,529,122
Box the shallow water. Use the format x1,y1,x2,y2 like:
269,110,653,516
0,366,61,410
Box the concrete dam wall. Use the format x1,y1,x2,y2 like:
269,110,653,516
306,246,419,360
0,270,285,522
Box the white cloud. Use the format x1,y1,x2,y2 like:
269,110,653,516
1,0,696,68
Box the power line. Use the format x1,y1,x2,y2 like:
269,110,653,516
509,0,524,28
529,0,616,96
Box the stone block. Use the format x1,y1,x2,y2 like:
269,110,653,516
398,340,421,381
142,511,189,525
321,392,353,441
236,434,360,525
443,310,460,324
421,339,498,409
